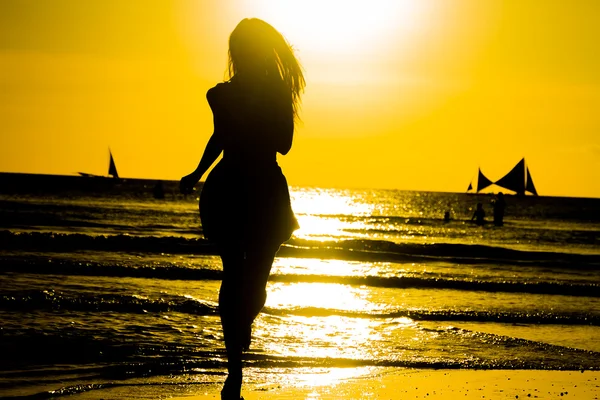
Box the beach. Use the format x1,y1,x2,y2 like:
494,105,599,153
1,175,599,399
3,1,600,398
167,369,600,399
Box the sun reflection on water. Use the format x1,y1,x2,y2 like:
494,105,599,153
291,188,375,217
256,315,382,360
287,188,471,245
278,366,378,389
266,282,371,311
272,258,383,277
257,281,417,363
294,215,348,241
291,188,375,240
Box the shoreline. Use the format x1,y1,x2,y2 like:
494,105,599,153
167,369,600,399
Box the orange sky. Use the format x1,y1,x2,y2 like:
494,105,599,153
1,0,599,197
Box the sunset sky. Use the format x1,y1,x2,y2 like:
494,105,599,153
1,0,599,197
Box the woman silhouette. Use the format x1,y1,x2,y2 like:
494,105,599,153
180,18,304,400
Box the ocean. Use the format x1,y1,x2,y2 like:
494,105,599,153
1,173,599,399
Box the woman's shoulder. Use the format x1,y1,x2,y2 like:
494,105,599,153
206,81,232,104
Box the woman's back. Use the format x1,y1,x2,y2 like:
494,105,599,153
209,77,293,169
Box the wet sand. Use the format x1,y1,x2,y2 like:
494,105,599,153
169,369,600,399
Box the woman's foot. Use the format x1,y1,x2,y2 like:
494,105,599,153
220,372,242,400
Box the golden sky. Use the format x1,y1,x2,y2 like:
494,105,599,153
1,0,599,197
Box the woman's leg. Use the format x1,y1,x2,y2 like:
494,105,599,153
218,242,280,399
218,249,245,399
239,242,280,350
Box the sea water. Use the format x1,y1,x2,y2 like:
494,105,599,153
1,177,599,398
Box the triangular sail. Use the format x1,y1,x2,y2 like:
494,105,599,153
108,150,119,179
467,182,473,192
495,158,525,195
476,168,494,192
526,167,538,195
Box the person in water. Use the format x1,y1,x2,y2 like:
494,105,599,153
443,210,451,222
179,18,304,400
493,192,506,226
471,202,486,226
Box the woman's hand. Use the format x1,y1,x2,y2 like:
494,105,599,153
180,172,201,194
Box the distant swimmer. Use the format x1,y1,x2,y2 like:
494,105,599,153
153,180,165,199
443,210,451,222
471,202,486,226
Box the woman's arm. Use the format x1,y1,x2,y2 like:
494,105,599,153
180,85,226,194
179,132,223,194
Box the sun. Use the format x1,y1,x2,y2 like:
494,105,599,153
246,0,426,55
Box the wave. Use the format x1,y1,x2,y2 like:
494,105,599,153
2,231,600,268
2,289,599,325
0,199,198,237
5,352,599,400
2,256,599,297
5,353,598,400
343,225,600,246
268,274,600,297
0,230,212,254
302,214,451,227
0,289,218,315
3,331,599,375
1,331,599,399
263,306,600,326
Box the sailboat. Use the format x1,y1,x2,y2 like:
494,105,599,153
78,149,120,179
466,158,538,196
107,149,119,179
466,168,494,193
495,158,537,196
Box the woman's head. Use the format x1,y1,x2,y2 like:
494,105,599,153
228,18,305,119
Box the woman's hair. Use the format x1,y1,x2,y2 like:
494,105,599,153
228,18,305,120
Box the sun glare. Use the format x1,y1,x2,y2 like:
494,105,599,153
246,0,425,55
